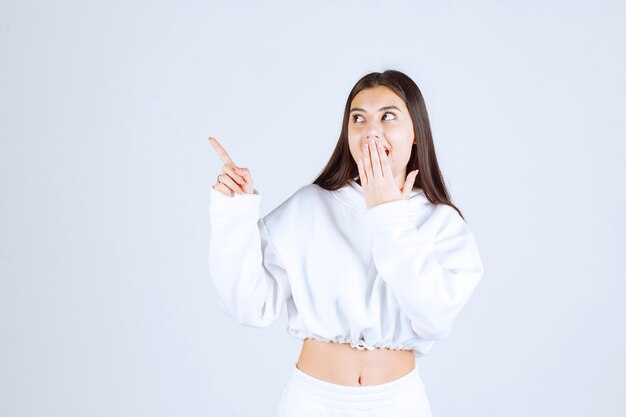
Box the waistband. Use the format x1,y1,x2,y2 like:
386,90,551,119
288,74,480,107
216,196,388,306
288,362,424,403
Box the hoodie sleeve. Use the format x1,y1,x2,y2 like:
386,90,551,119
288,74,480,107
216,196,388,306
367,199,484,341
208,186,292,328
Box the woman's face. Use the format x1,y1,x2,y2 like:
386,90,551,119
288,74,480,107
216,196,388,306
347,86,415,186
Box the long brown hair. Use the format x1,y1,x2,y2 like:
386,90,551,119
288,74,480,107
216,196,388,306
312,69,465,221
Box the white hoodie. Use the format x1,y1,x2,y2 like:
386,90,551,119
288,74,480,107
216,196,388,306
208,178,484,359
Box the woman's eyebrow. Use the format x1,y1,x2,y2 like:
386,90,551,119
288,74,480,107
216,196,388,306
349,105,402,114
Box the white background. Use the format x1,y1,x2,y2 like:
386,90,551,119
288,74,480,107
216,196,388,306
1,1,624,416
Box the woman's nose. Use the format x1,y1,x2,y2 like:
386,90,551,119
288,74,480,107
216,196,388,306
367,121,383,137
362,135,382,151
366,130,382,142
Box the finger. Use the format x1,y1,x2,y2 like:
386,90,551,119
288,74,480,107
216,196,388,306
362,142,373,183
208,136,235,166
223,164,245,185
234,166,250,180
220,172,244,194
403,170,419,196
212,182,235,197
357,157,367,185
378,141,394,179
219,172,244,194
371,140,383,178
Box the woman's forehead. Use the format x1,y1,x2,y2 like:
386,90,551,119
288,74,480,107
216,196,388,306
351,86,406,111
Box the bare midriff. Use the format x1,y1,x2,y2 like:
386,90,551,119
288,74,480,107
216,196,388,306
296,337,415,386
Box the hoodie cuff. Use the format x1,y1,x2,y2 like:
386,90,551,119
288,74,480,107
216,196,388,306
366,198,436,250
366,199,414,237
209,186,261,216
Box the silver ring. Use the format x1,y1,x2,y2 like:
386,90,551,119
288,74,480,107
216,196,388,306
217,174,221,182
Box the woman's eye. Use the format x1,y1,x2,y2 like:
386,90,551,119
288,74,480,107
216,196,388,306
352,112,396,123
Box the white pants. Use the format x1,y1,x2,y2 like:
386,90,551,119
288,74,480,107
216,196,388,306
275,363,434,417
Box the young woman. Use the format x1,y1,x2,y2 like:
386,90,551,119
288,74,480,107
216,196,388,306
208,69,484,416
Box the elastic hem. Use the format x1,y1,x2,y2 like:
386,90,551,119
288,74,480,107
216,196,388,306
288,362,423,404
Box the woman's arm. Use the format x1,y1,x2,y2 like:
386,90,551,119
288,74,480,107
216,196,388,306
367,200,484,341
208,187,292,328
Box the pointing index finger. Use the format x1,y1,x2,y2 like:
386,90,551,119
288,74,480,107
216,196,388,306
208,136,235,166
